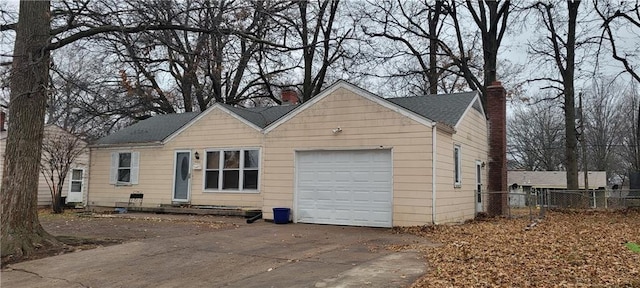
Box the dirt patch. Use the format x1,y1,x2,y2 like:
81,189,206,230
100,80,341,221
2,209,243,267
401,209,640,287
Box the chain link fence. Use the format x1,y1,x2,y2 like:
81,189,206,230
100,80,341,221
479,189,640,220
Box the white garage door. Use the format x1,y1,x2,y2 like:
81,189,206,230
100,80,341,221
296,150,393,227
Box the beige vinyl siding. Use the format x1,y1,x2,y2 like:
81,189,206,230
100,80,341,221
1,125,89,207
435,106,488,223
88,146,162,207
166,109,263,207
88,108,264,208
263,87,434,226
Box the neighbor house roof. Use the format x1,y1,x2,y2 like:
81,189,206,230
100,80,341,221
94,112,199,146
386,92,480,127
508,170,607,189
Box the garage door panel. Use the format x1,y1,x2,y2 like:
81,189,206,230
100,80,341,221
296,150,392,227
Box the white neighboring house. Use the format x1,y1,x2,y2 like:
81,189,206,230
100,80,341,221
507,170,607,208
0,111,89,207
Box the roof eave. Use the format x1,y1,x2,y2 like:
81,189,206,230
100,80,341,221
89,141,164,149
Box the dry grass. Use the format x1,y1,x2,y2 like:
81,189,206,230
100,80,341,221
399,209,640,288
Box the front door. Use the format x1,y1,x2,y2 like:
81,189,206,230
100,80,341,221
476,161,484,212
173,151,191,202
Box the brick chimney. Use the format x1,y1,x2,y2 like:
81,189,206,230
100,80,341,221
281,89,299,105
486,81,507,216
0,111,5,131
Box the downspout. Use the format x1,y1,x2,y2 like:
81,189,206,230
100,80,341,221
85,147,91,209
432,123,437,224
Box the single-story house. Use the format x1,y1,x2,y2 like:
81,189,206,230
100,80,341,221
508,170,607,208
88,81,489,227
0,114,89,206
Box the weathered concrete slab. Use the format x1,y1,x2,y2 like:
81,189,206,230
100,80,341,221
2,221,435,288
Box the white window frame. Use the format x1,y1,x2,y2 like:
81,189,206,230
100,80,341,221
454,145,462,187
109,151,140,185
203,148,260,193
69,168,84,194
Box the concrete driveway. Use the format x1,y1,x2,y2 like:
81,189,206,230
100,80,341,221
2,220,435,288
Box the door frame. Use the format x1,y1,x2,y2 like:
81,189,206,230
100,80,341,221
172,150,192,202
67,168,85,203
475,160,484,213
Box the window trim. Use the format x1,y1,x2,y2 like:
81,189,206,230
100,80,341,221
203,148,260,193
454,145,462,188
109,151,139,186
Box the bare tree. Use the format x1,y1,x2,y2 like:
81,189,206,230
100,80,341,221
99,0,290,111
619,81,640,173
461,0,510,107
360,0,452,96
40,126,87,213
581,78,625,178
355,0,496,97
528,1,582,190
508,99,566,171
264,0,355,102
595,0,640,180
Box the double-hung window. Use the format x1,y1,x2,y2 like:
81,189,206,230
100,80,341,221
109,151,140,185
205,149,259,192
454,145,462,187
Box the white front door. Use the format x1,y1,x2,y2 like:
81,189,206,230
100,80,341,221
67,169,84,203
173,151,191,202
476,161,484,213
296,150,393,227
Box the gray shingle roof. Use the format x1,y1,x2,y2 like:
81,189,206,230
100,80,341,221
95,105,298,146
94,112,199,146
385,91,479,127
224,104,298,128
95,87,479,146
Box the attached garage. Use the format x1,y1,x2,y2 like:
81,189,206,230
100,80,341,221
295,150,393,227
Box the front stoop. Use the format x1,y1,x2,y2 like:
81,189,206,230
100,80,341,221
97,204,262,217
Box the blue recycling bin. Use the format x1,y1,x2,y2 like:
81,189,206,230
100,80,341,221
273,208,290,224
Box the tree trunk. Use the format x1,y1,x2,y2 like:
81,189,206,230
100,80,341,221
636,101,640,170
427,1,442,95
1,1,60,258
564,1,580,191
52,184,64,214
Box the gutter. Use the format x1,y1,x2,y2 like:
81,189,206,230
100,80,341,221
88,141,164,149
432,122,437,225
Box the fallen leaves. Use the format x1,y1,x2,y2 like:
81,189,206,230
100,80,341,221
400,210,640,287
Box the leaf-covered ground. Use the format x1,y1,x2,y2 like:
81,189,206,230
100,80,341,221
399,209,640,288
